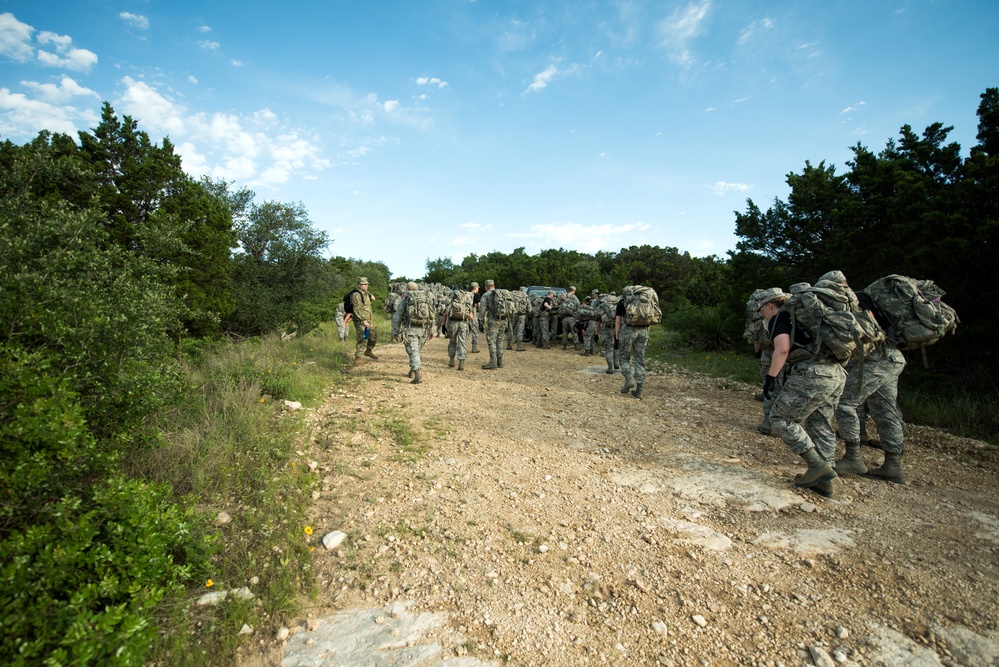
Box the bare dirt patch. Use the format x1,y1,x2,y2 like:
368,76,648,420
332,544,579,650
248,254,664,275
241,338,999,667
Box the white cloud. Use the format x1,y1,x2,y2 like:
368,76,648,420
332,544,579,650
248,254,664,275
188,74,199,84
0,12,34,62
383,100,399,112
21,75,98,104
737,18,774,46
199,25,212,33
841,101,866,114
231,59,245,67
526,65,558,93
119,12,149,30
511,221,652,253
416,76,448,88
658,0,712,67
712,181,752,196
35,30,97,71
119,76,187,137
0,86,97,137
199,40,220,51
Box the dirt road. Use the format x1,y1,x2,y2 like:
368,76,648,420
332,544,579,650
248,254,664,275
242,335,999,667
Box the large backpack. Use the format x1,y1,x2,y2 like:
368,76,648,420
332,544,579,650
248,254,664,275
405,290,435,326
511,290,529,317
489,288,516,320
343,288,360,315
527,293,542,317
623,285,662,326
862,275,959,351
447,290,473,321
558,295,578,317
577,303,597,321
598,295,620,324
782,279,885,362
743,290,769,345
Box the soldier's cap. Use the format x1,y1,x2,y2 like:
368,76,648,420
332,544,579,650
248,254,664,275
817,270,848,285
568,285,576,292
484,279,495,286
591,289,600,295
406,281,418,291
357,276,369,285
756,287,790,309
470,281,479,288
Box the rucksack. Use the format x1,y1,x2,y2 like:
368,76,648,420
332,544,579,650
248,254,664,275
743,290,769,345
577,303,597,321
447,290,473,321
383,292,401,314
623,285,662,326
405,290,434,326
343,289,360,315
511,290,529,317
489,288,516,320
558,295,578,317
862,275,959,351
599,295,620,324
782,279,885,362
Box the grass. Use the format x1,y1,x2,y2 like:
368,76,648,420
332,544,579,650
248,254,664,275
122,322,355,665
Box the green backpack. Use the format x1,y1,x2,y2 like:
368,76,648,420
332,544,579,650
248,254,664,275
782,279,885,362
447,290,473,321
405,290,435,326
489,289,516,320
862,275,959,351
623,285,662,326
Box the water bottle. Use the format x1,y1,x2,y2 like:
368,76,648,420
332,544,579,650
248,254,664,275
363,326,370,340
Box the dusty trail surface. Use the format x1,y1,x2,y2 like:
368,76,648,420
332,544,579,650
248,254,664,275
242,335,999,667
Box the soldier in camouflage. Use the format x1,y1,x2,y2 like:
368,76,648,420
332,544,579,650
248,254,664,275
561,286,581,350
350,277,378,364
443,287,473,371
615,287,651,399
479,280,507,370
391,281,435,384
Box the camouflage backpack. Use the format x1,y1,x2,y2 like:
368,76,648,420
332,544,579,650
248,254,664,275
861,275,958,351
743,289,769,345
623,285,662,326
405,290,435,326
488,288,516,320
511,290,529,317
447,289,473,321
598,295,620,324
383,292,400,314
558,295,578,317
782,279,885,362
577,302,597,321
527,293,542,317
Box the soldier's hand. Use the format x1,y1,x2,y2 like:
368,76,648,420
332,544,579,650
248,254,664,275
763,374,777,400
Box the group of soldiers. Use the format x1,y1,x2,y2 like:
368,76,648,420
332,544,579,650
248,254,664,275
744,270,907,499
340,277,652,400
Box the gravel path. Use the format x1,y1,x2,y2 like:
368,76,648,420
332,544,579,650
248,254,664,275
240,336,999,667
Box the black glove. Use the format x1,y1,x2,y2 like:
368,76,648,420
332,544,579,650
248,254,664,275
613,337,619,350
763,374,777,400
754,348,762,359
479,324,484,333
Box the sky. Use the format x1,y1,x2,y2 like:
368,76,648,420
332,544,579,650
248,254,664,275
1,1,997,279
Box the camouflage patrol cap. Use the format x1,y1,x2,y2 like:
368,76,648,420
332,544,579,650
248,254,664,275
406,281,418,291
817,270,847,285
756,287,790,309
470,282,479,288
357,277,369,285
591,289,599,295
568,285,576,292
485,279,495,287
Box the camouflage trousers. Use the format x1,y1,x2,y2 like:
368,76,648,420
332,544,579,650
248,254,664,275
540,313,553,345
562,316,576,345
531,315,541,345
619,324,650,385
353,320,377,358
583,321,597,352
486,318,508,361
471,312,481,348
759,347,781,420
447,319,471,361
834,346,906,454
769,359,847,461
507,314,526,345
601,322,620,368
402,328,429,371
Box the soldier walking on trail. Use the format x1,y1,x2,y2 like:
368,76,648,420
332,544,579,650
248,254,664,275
759,278,846,498
834,291,908,484
335,301,351,342
443,287,474,371
561,286,581,350
598,293,620,374
581,289,600,356
350,277,378,364
391,281,435,384
479,280,508,369
615,286,654,400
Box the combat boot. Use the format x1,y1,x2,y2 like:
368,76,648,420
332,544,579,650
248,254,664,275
364,348,379,360
631,384,643,400
497,355,504,368
581,350,590,356
471,344,480,353
574,342,582,351
408,369,414,379
410,370,423,384
835,441,868,475
458,359,465,371
516,341,526,351
507,341,513,350
448,356,455,368
810,479,834,498
620,374,636,394
605,362,614,375
862,452,906,485
543,342,551,349
756,419,771,435
794,448,837,488
481,354,498,370
562,343,568,350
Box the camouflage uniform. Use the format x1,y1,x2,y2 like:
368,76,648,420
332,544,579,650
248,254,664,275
769,357,847,462
835,343,905,454
445,290,473,367
479,283,508,368
350,278,378,360
508,288,528,351
391,286,434,377
539,293,555,348
744,288,779,431
561,289,580,348
469,283,481,353
335,302,349,341
618,324,650,385
599,296,621,372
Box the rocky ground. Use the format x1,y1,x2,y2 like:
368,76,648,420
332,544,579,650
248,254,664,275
239,335,999,667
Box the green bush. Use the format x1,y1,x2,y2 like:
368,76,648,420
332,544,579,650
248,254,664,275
664,304,738,352
0,477,212,666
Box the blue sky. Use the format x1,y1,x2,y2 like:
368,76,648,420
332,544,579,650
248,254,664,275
1,1,997,279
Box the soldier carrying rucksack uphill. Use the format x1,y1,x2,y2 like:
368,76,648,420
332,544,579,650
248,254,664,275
615,285,661,400
391,282,436,384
